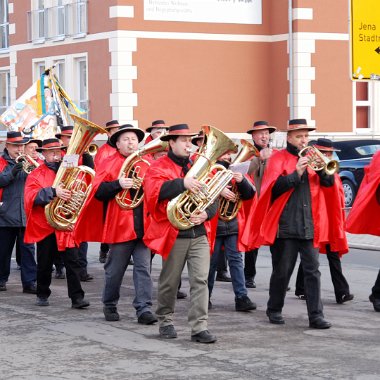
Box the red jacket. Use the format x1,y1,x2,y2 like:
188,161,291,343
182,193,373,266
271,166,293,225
24,163,76,250
346,151,380,236
94,142,116,169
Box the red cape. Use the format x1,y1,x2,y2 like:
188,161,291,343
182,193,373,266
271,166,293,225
94,143,116,170
243,149,324,248
75,151,149,243
346,151,380,236
24,163,76,250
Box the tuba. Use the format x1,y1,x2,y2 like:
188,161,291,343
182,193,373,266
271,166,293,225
45,114,107,230
219,139,258,222
298,145,339,175
167,125,238,230
15,153,40,174
115,137,169,209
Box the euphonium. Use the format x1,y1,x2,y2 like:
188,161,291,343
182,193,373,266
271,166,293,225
115,137,169,209
15,153,40,174
298,145,339,175
219,139,258,222
45,114,107,230
167,125,238,230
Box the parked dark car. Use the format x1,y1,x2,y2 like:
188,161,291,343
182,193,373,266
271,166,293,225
330,139,380,207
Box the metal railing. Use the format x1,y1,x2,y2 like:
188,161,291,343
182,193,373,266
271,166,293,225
27,1,87,43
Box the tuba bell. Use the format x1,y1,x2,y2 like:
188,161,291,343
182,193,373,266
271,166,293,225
167,125,238,230
115,137,169,209
45,114,107,230
298,145,339,175
219,139,258,222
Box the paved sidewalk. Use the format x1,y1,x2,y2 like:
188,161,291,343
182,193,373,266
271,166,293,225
347,233,380,251
1,246,379,380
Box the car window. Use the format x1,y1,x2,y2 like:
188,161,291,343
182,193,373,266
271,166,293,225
354,144,380,156
332,151,340,161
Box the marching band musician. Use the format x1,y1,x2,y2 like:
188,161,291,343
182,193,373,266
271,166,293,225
25,138,44,164
243,120,277,289
208,151,257,312
143,124,218,343
346,150,380,312
75,124,157,325
252,119,333,329
24,138,89,308
0,131,37,294
94,119,120,264
294,138,353,304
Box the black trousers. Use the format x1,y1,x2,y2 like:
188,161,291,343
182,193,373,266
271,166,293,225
36,233,84,301
295,246,350,301
268,238,323,321
372,270,380,298
244,249,258,280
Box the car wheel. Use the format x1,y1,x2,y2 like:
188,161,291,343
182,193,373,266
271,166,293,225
342,179,356,208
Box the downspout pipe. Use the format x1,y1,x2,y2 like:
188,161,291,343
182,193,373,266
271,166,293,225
288,0,294,119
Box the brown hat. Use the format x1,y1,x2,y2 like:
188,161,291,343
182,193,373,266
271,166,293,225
146,120,169,133
105,120,120,130
5,131,29,145
55,125,74,139
287,119,316,132
36,138,66,152
247,120,276,134
110,124,146,146
160,124,197,141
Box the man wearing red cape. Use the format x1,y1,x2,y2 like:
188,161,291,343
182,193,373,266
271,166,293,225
294,138,353,304
143,124,218,343
75,124,157,325
24,138,89,309
251,119,333,329
346,150,380,312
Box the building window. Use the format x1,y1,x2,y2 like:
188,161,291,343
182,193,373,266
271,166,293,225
354,82,371,130
74,1,87,36
0,70,10,116
55,0,65,38
76,58,88,118
0,0,9,50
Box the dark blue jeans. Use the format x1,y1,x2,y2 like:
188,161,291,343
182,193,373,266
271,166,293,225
0,227,36,287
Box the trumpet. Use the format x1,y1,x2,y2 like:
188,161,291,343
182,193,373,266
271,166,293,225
298,145,339,175
85,143,98,156
15,154,40,174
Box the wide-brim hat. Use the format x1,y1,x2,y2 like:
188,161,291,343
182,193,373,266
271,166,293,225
161,124,197,141
55,125,74,139
26,138,42,147
312,138,341,152
146,119,169,133
247,120,276,134
105,119,120,130
110,124,146,146
37,138,66,152
191,130,205,146
287,118,316,132
5,131,29,145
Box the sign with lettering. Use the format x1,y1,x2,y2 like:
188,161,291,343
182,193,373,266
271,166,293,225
144,0,262,25
351,0,380,80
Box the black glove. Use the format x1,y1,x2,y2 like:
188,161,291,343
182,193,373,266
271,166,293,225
11,162,23,176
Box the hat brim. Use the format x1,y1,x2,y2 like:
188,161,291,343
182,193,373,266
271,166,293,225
161,132,198,142
146,126,169,133
27,139,42,147
110,128,146,146
314,144,341,152
6,138,29,145
286,126,316,132
247,126,277,134
55,133,73,139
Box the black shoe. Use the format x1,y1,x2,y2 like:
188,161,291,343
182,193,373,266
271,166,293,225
309,318,332,329
0,283,7,291
245,279,256,288
103,306,120,321
266,310,285,325
295,293,306,300
99,251,108,264
71,298,90,309
369,294,380,312
176,290,187,299
235,295,257,312
336,293,354,304
54,269,66,279
80,273,94,282
159,325,177,339
191,330,217,343
138,311,158,325
216,272,232,282
36,297,49,306
23,285,37,294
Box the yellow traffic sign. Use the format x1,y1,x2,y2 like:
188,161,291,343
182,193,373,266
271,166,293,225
351,0,380,80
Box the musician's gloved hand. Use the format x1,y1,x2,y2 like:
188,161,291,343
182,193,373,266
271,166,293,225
11,162,23,176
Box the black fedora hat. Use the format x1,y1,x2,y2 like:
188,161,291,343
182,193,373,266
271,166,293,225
36,138,66,152
287,118,316,132
161,124,197,141
146,120,168,133
312,138,341,152
247,120,276,134
5,131,29,145
105,119,120,130
191,130,205,146
110,124,146,146
26,138,42,148
55,125,74,139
